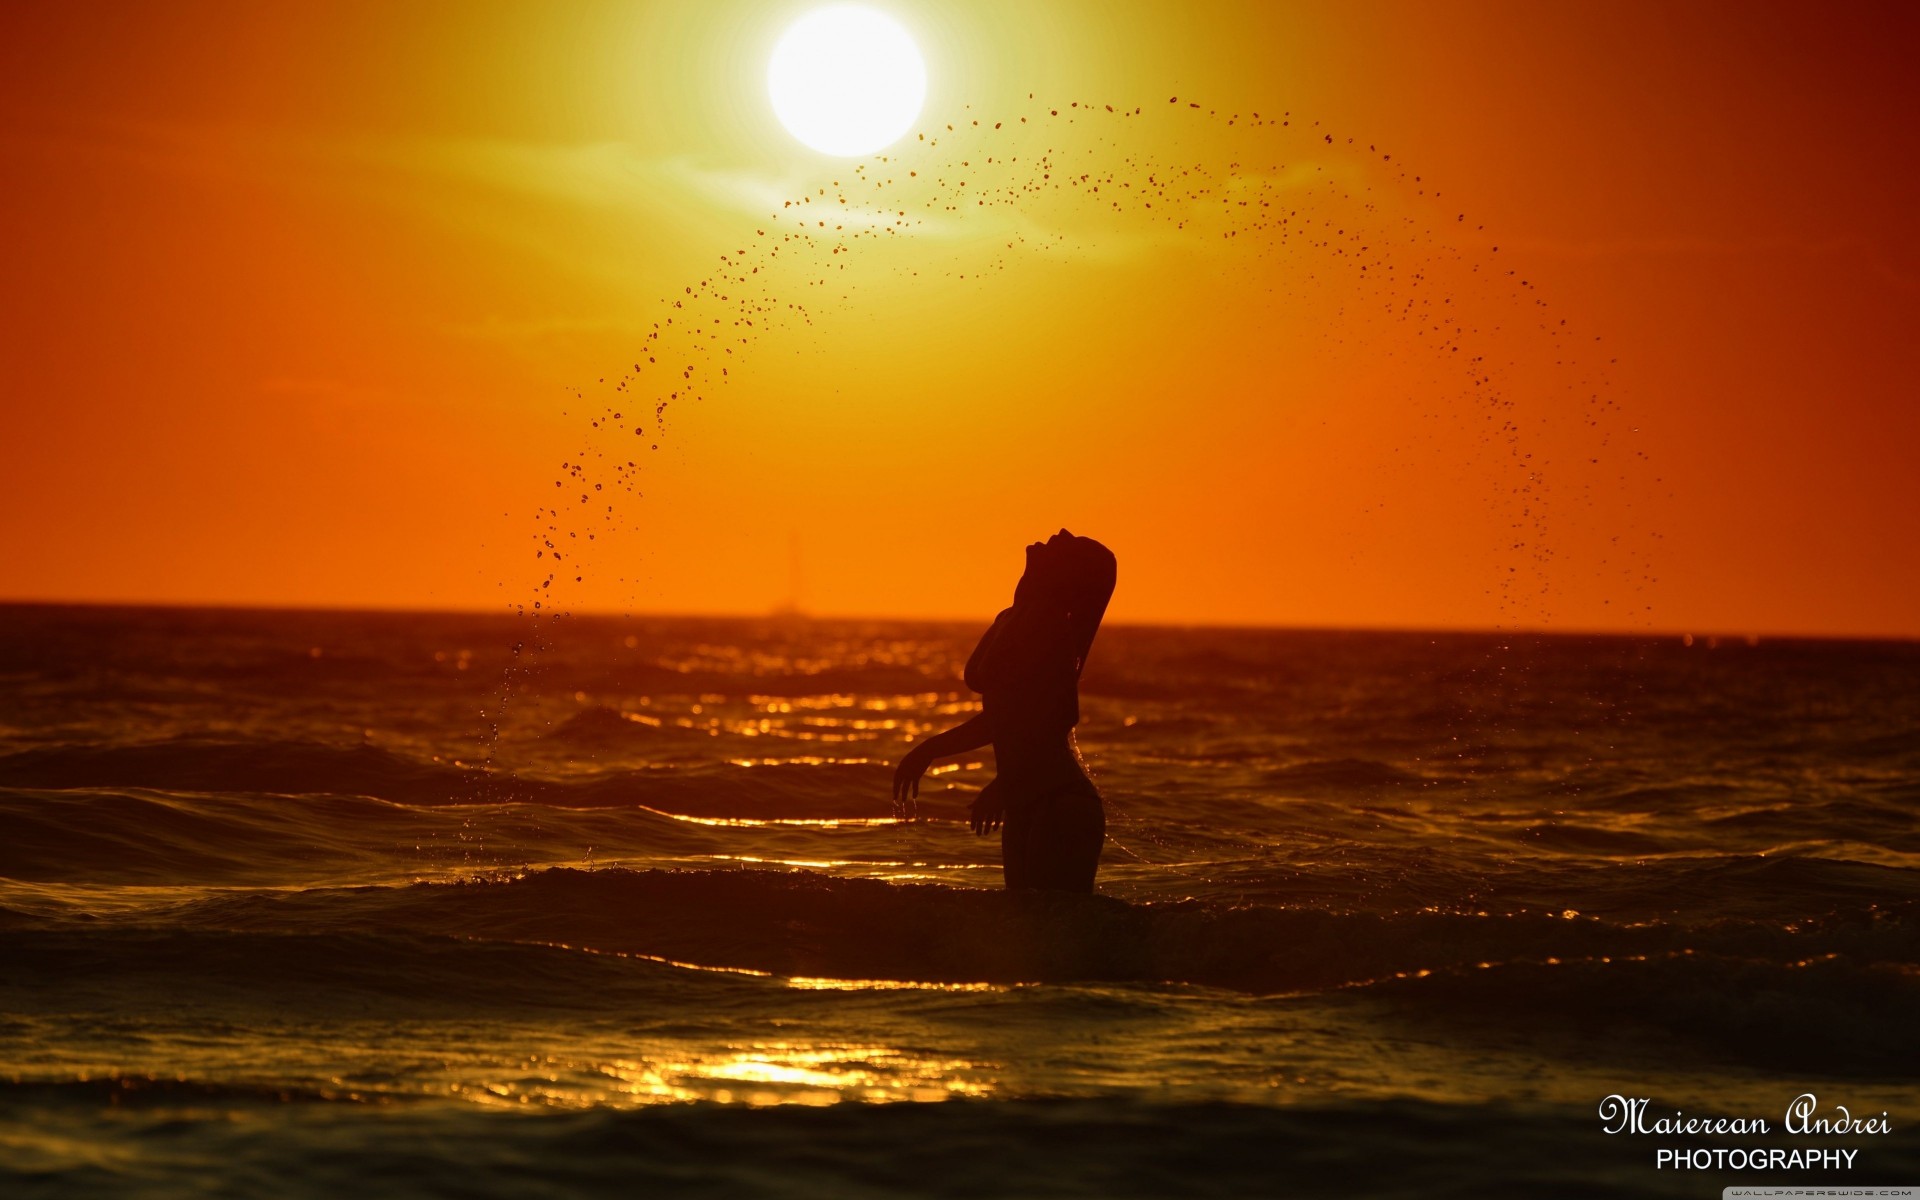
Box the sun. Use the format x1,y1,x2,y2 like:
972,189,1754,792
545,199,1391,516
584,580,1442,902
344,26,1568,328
768,6,926,157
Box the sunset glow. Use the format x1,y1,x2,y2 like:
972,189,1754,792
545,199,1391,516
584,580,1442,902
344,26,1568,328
1,2,1914,636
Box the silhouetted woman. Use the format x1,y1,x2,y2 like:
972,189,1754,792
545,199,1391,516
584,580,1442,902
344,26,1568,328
893,530,1117,892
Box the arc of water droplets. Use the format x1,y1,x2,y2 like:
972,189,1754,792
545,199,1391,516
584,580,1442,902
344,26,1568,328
520,94,1654,629
485,94,1661,867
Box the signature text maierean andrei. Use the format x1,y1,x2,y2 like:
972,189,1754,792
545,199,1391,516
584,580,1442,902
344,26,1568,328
1599,1094,1894,1171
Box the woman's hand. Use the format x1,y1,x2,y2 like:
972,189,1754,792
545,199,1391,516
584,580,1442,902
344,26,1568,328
892,740,936,813
968,784,1005,836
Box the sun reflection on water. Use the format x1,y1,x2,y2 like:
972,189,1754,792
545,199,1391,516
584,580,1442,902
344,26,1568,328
449,1043,995,1109
786,977,1008,992
635,805,900,828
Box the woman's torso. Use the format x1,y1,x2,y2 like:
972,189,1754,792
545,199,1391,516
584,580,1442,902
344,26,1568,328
969,605,1102,806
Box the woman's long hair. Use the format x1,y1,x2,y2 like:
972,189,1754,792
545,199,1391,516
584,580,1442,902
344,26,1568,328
1057,537,1117,679
966,536,1116,705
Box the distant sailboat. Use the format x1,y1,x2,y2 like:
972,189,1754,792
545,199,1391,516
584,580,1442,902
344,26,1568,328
771,529,806,620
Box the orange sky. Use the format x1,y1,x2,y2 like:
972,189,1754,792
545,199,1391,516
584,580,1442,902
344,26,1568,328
2,1,1915,636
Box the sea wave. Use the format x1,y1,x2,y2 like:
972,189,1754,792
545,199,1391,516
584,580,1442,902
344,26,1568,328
6,1091,1836,1200
63,866,1917,997
0,740,895,816
1349,952,1920,1078
1257,758,1443,792
5,867,1915,1086
0,926,747,1016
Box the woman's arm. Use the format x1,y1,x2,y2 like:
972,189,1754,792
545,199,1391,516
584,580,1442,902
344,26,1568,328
892,711,994,807
918,711,995,759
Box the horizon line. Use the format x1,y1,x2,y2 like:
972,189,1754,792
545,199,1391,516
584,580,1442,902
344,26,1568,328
1,595,1914,646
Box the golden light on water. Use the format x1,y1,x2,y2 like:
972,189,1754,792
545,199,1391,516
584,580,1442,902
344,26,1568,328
636,805,900,828
446,1044,994,1108
768,5,926,156
693,1043,986,1101
786,977,1007,992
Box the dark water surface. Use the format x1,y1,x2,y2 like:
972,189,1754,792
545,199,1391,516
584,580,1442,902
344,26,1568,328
2,604,1916,1196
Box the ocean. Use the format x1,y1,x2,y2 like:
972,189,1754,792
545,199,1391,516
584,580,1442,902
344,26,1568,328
2,603,1916,1197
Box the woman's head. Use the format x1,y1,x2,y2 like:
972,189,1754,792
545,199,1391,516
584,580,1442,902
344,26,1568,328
966,530,1117,699
1024,528,1076,571
1021,527,1113,594
1018,529,1116,673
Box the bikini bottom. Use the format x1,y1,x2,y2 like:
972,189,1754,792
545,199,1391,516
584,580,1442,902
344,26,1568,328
1000,786,1105,893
